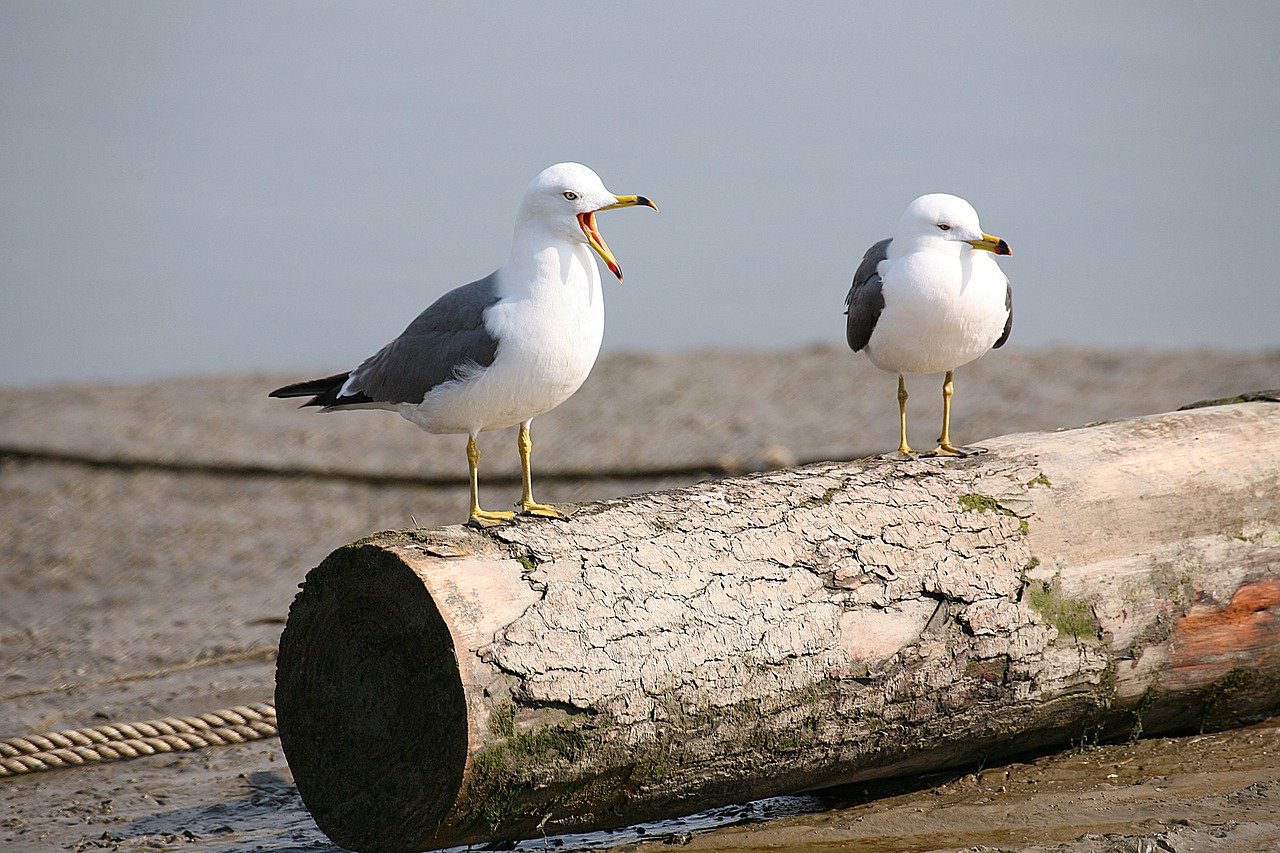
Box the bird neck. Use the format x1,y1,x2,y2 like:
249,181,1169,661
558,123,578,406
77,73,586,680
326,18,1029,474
502,219,598,298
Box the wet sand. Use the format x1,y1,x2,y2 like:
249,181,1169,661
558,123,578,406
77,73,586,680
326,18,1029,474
2,345,1278,851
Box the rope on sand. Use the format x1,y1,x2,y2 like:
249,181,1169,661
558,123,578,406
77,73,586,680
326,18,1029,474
0,703,276,778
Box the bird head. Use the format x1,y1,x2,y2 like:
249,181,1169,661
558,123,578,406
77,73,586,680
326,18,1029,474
895,193,1011,257
518,163,657,282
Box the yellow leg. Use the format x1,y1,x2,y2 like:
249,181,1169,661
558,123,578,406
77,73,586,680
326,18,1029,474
467,435,514,527
518,422,562,518
925,371,965,457
896,374,915,457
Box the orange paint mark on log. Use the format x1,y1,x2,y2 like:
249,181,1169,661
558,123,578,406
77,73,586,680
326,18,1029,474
1162,578,1280,691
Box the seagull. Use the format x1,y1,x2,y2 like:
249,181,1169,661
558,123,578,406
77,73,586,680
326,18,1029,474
270,162,656,526
845,193,1013,457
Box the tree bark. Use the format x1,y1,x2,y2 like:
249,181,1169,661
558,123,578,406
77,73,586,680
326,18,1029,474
275,402,1280,853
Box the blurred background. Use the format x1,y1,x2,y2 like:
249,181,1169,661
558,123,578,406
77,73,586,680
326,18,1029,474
2,1,1278,385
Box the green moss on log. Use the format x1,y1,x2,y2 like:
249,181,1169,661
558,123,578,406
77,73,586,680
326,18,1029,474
457,681,838,835
1095,660,1118,711
1025,577,1098,643
489,701,517,738
1177,390,1280,410
1127,687,1159,742
802,486,841,508
958,493,1000,514
459,722,591,830
959,493,1030,535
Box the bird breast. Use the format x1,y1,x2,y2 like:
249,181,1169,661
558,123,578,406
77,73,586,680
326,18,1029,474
474,245,605,423
866,251,1008,375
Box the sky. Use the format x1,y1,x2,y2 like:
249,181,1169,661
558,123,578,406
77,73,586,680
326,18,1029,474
2,2,1278,384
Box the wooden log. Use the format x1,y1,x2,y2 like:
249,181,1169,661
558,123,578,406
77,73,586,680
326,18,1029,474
275,402,1280,853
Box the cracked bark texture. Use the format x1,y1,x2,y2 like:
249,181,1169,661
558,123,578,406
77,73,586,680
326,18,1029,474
275,403,1280,853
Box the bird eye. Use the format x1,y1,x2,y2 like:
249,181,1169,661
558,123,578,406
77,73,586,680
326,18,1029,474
937,223,951,231
562,191,578,201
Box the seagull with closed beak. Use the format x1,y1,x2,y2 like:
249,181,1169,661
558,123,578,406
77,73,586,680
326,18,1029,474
271,162,656,525
845,193,1013,457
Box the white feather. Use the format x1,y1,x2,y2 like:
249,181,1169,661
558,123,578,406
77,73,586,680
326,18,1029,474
393,164,613,435
864,194,1010,376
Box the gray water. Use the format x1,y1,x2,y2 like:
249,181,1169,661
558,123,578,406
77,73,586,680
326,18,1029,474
2,2,1278,385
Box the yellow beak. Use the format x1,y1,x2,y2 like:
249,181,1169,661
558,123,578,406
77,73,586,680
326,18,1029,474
598,194,659,212
965,232,1013,256
577,195,659,282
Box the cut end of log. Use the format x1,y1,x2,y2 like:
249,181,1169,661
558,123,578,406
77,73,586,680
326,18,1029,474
275,543,469,852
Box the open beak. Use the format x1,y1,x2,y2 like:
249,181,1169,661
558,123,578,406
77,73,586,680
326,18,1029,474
577,195,658,282
965,232,1013,256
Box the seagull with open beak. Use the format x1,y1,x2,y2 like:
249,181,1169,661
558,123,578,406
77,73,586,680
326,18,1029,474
270,162,656,526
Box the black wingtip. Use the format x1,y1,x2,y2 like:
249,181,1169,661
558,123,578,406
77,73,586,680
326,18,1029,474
268,372,353,406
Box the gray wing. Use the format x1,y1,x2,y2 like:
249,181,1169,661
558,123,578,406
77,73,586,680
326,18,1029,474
844,238,891,352
343,271,503,405
993,282,1013,349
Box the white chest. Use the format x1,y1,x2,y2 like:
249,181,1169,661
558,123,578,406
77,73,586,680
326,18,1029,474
487,248,606,394
866,251,1008,375
401,244,606,434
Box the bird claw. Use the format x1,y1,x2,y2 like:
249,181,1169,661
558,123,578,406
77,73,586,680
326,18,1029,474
921,444,986,459
519,502,565,520
468,509,517,528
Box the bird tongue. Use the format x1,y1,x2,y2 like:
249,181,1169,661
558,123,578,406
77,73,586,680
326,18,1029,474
577,211,622,281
